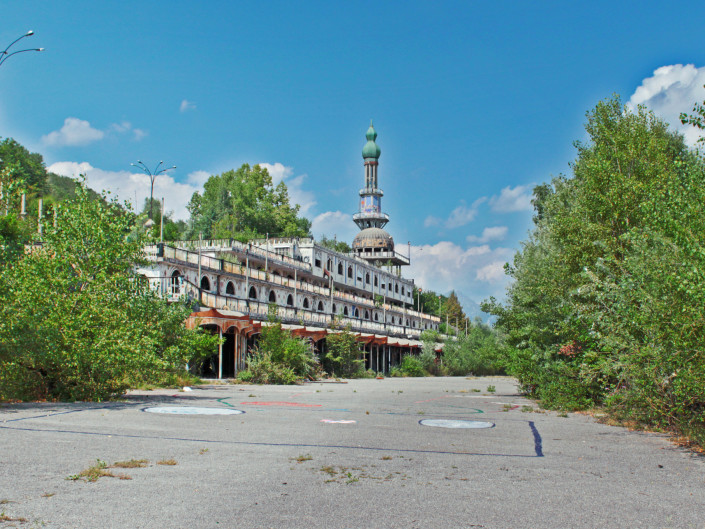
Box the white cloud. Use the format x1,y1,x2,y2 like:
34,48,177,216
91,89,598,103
466,226,508,244
424,216,441,228
180,99,196,113
476,261,507,283
187,170,211,186
489,185,533,213
408,241,514,301
258,162,317,214
628,64,705,147
426,197,486,230
310,211,357,243
42,118,104,147
43,118,147,147
47,161,198,220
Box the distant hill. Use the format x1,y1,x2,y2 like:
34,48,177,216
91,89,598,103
454,291,496,326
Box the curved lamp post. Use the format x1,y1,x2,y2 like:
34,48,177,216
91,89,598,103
130,160,176,220
0,30,44,68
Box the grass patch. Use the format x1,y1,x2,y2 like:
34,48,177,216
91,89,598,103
66,459,131,482
0,512,28,523
486,385,496,393
199,448,209,455
380,456,393,460
291,454,313,463
112,459,148,469
157,459,178,466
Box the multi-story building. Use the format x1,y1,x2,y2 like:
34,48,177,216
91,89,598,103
143,124,440,378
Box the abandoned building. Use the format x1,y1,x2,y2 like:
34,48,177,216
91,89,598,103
143,124,441,377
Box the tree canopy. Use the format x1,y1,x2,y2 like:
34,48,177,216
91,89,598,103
187,164,311,241
0,182,215,401
484,95,705,446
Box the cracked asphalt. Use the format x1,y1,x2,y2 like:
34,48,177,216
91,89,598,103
1,376,703,528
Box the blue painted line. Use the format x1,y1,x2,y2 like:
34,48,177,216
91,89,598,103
0,423,542,458
528,421,543,457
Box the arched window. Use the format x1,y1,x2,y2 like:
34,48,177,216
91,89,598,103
286,294,293,306
374,276,378,287
337,262,343,275
343,306,349,316
401,286,405,295
269,290,276,303
395,284,399,294
170,270,181,295
364,310,369,320
347,266,353,279
303,298,310,309
327,258,333,271
248,286,257,299
365,272,370,284
200,276,210,291
317,301,324,312
354,307,359,318
332,303,336,314
412,321,416,328
374,312,379,321
225,281,235,295
388,282,392,291
406,319,409,327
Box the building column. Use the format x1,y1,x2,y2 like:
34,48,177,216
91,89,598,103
218,327,223,379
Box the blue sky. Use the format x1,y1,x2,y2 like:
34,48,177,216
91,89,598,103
3,1,705,304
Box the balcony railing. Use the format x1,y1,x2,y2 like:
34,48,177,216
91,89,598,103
160,277,425,338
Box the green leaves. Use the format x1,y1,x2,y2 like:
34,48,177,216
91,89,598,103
0,182,216,401
187,164,311,240
486,95,705,435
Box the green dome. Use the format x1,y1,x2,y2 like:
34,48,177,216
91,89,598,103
362,122,381,159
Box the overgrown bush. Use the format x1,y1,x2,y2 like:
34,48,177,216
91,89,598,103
323,324,365,378
441,324,506,377
399,355,426,377
484,96,705,445
0,183,216,402
238,321,320,384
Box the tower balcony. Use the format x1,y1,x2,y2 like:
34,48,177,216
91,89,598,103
353,211,389,223
359,188,383,196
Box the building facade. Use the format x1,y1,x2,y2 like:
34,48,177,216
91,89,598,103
144,124,440,377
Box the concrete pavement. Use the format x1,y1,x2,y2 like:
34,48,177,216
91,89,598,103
1,376,703,528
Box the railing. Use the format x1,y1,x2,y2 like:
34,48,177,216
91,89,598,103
159,239,312,272
153,244,439,325
167,277,424,338
352,212,389,221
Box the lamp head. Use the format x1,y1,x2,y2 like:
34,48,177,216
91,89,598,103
26,30,34,36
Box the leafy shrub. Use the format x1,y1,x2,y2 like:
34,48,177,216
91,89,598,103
400,355,426,377
0,183,216,402
323,324,365,377
241,321,320,384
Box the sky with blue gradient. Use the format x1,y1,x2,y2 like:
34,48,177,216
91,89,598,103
3,1,705,304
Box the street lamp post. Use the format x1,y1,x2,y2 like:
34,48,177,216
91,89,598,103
130,160,176,220
0,30,44,68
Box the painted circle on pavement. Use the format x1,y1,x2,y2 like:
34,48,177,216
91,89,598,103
419,419,494,429
144,406,244,415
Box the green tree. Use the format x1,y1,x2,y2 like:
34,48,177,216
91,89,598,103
318,235,351,254
323,324,364,377
0,182,216,401
484,95,692,410
187,164,311,241
0,138,47,192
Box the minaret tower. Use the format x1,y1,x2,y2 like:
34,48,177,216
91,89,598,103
352,122,409,270
354,121,387,231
